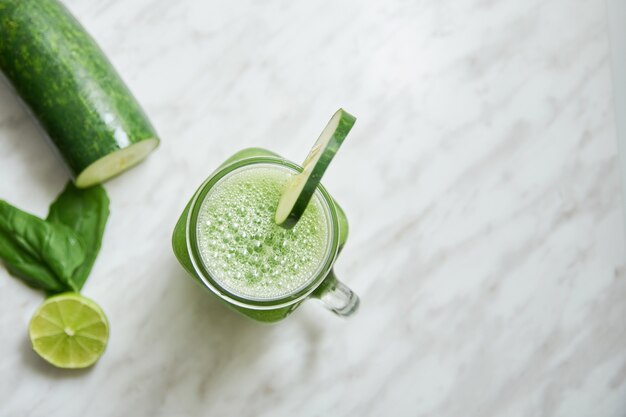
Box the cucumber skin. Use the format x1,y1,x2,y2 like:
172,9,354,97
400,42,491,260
280,110,356,229
0,0,158,179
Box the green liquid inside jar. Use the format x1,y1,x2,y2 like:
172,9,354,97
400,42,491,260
196,164,331,300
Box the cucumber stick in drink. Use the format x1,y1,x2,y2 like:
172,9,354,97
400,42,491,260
275,109,356,228
0,0,158,187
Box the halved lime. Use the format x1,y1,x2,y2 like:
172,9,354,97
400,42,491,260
275,108,356,228
29,292,109,369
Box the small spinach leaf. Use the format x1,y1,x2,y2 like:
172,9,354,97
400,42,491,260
47,182,109,290
1,245,64,293
0,200,85,292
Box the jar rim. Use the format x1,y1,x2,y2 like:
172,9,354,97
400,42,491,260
185,155,340,310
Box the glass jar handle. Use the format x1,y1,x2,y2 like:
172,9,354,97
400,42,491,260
312,270,359,317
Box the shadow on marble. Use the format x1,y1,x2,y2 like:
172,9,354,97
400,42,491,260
164,262,324,393
290,311,327,376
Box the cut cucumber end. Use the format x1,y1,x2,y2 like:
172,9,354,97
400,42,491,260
75,138,159,188
275,109,356,228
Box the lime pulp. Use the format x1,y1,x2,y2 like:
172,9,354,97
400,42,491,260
28,292,109,369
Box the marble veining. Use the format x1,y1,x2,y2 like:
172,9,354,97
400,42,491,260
0,0,624,416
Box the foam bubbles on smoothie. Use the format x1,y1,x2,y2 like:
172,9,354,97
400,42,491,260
196,165,330,300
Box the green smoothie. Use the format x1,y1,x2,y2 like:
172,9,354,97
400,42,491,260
196,164,331,300
172,148,353,322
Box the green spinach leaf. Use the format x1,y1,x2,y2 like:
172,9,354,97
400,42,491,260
47,182,109,290
0,200,85,292
2,247,64,293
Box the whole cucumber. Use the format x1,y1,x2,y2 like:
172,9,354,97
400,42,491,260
0,0,159,187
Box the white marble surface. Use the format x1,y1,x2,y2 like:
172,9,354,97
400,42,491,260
608,0,626,227
0,0,624,416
